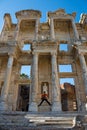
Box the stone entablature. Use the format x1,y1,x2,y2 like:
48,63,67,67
32,41,58,53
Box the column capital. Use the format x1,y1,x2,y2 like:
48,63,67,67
32,51,39,56
51,51,57,56
50,17,54,20
71,17,74,22
8,52,17,59
36,18,39,23
8,52,14,57
78,50,84,55
74,41,81,45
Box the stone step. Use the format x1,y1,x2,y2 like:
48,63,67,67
28,116,75,128
0,112,76,129
0,111,86,130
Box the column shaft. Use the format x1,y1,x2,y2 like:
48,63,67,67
35,19,39,41
79,53,87,94
71,19,79,40
50,18,55,40
0,55,14,110
51,52,61,111
14,20,20,41
29,52,38,111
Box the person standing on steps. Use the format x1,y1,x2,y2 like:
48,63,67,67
38,91,51,106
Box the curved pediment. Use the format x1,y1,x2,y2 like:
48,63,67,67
15,9,41,19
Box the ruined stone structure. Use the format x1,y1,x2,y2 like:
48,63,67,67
0,9,87,129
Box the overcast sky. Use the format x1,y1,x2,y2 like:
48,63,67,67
0,0,87,31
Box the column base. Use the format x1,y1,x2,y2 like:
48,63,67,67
52,101,61,112
0,101,8,111
28,102,38,112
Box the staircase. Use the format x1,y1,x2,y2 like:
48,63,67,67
0,111,77,130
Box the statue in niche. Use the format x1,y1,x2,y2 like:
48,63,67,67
43,83,48,93
41,82,49,96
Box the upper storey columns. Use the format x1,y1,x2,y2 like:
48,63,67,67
71,18,79,41
48,9,79,41
15,10,41,41
50,18,55,40
49,17,79,41
34,19,39,41
15,18,40,41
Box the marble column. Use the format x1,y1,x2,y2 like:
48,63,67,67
34,19,39,41
79,52,87,94
0,54,14,110
79,52,87,111
50,18,55,40
51,52,61,111
29,52,38,111
14,20,20,41
71,18,79,40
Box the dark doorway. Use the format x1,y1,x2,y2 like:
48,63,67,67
61,83,78,111
17,84,30,111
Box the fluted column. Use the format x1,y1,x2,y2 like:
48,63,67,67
71,18,79,40
29,52,39,111
50,18,55,40
0,54,14,110
51,52,61,111
34,19,39,41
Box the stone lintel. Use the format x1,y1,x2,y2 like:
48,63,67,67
32,40,57,46
0,41,17,47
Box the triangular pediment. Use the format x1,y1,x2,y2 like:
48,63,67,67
48,8,76,19
54,9,66,15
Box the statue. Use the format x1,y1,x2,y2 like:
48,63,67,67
42,83,48,94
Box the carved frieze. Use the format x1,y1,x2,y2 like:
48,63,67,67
32,42,58,52
20,20,35,31
54,20,69,31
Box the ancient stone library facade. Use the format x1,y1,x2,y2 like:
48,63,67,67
0,8,87,113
